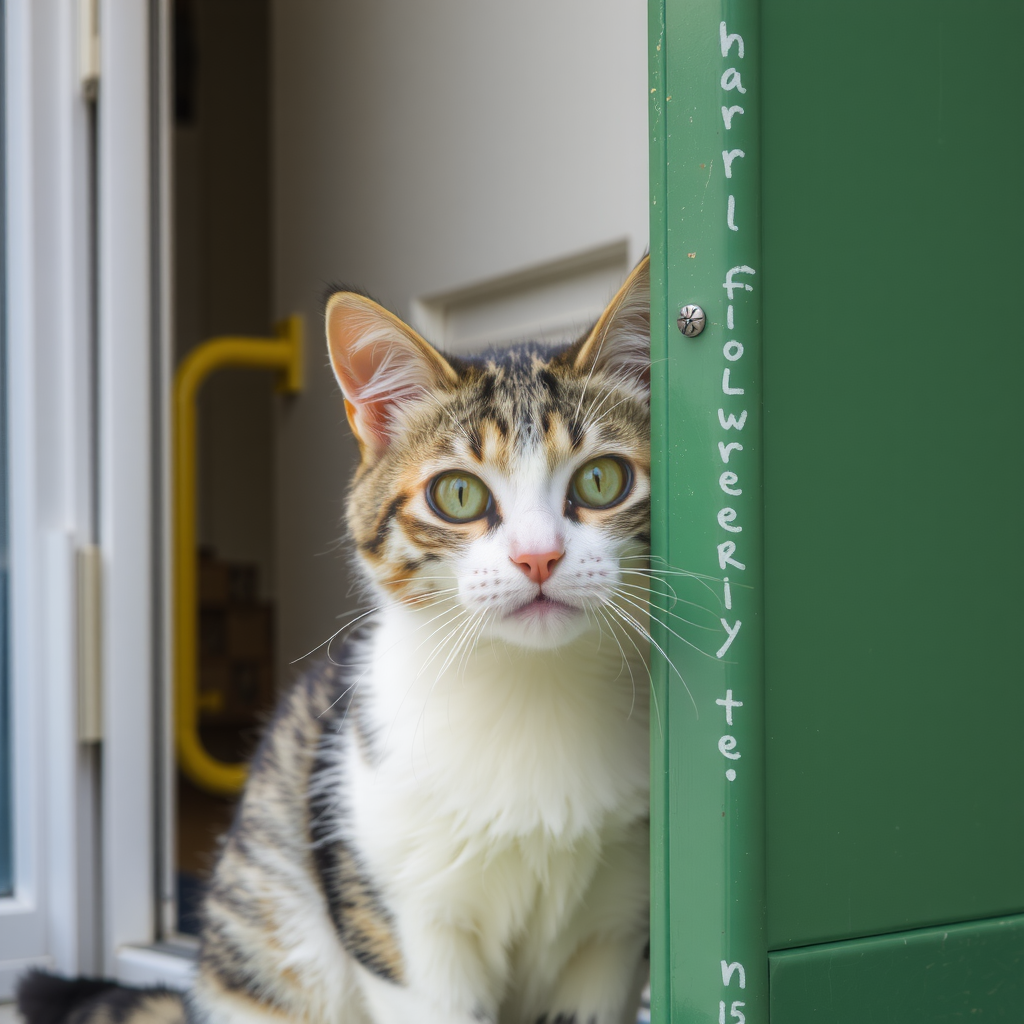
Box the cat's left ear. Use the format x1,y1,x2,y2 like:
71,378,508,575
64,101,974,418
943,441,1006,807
325,291,459,459
568,255,650,391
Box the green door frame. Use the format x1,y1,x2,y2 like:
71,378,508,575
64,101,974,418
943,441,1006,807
649,0,768,1019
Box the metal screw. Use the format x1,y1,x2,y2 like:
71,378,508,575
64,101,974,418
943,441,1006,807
677,304,706,337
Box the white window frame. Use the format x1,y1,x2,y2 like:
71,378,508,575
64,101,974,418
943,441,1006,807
0,0,97,993
98,0,191,984
96,0,157,975
0,0,190,992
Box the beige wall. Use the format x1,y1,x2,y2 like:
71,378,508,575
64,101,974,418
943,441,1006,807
270,0,649,681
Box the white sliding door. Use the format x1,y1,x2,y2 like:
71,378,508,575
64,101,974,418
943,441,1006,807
0,0,188,990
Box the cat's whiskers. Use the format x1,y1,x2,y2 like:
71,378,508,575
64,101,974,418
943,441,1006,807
408,605,490,770
385,575,462,584
574,370,647,445
417,609,493,768
386,578,462,603
613,581,720,631
616,563,724,605
614,565,671,598
374,605,474,770
410,620,473,773
428,608,480,688
633,553,753,592
618,563,725,587
610,586,719,663
296,584,462,671
575,380,625,435
617,571,721,616
398,586,461,609
579,390,646,435
570,345,609,429
455,608,491,682
450,611,495,733
324,592,459,666
619,553,725,578
292,605,378,665
615,568,680,607
569,307,646,429
579,600,609,658
318,599,466,718
582,597,638,720
604,598,698,717
596,601,661,736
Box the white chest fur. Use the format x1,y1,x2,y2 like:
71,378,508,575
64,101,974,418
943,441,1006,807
335,603,649,1014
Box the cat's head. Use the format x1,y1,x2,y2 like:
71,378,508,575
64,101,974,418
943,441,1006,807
325,258,650,651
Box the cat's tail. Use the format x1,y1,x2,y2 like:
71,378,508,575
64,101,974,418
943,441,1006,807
16,971,186,1024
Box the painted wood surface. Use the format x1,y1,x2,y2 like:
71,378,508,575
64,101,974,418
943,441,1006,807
649,0,767,1019
770,914,1024,1022
761,0,1024,949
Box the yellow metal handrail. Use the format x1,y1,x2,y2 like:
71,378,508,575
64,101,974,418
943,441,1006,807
174,316,303,796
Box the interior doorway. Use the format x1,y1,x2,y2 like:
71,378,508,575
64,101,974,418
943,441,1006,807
171,0,276,935
166,0,648,942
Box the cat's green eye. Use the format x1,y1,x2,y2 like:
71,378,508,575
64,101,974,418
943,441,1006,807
570,456,632,510
428,471,492,522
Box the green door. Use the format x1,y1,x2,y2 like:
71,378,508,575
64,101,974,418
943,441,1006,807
648,1,1024,1020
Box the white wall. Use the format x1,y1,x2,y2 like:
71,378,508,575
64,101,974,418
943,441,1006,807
270,0,649,680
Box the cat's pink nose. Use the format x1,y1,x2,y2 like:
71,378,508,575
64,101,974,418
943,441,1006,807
510,550,563,585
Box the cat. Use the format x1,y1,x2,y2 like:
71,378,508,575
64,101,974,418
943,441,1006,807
19,255,653,1024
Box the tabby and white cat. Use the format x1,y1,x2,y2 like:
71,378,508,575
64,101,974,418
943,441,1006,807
20,257,653,1024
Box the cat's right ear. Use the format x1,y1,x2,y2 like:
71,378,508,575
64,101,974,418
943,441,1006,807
325,292,458,459
564,255,650,392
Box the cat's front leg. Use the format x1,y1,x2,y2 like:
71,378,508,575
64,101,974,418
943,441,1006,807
354,920,500,1024
533,934,648,1024
521,823,649,1024
356,973,488,1024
